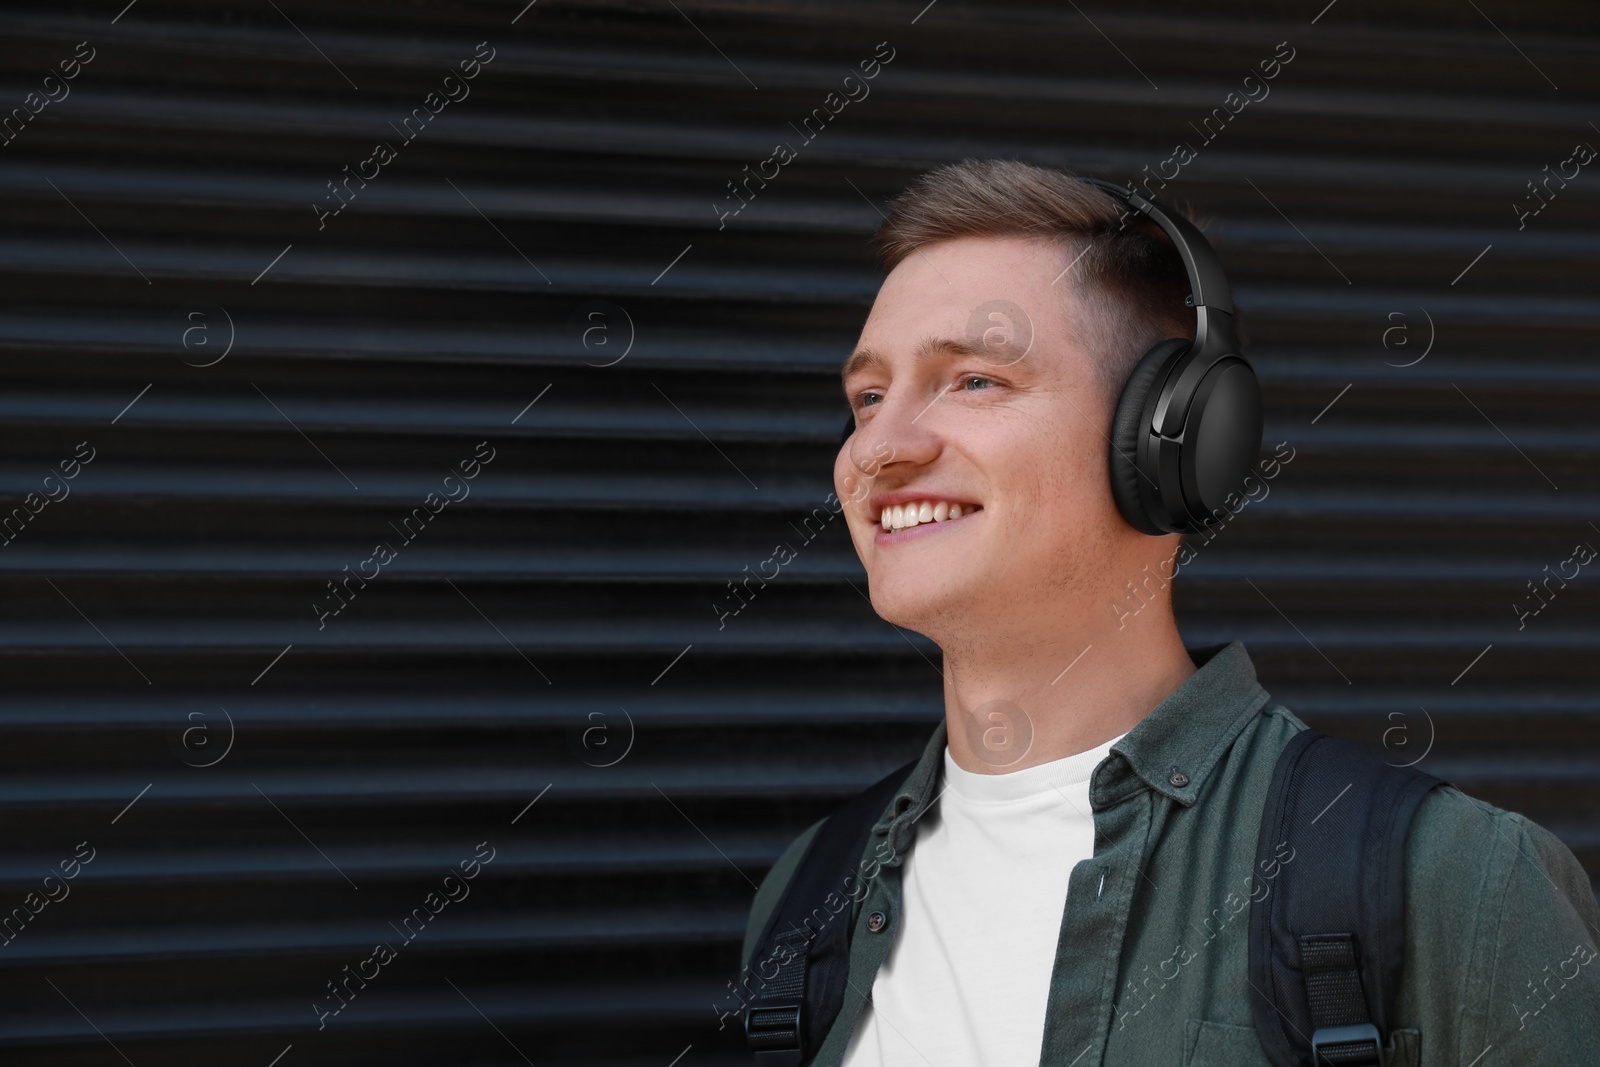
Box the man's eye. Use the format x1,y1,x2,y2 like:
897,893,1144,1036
856,392,881,408
960,375,994,391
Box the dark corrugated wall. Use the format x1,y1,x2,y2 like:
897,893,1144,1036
1,0,1596,1063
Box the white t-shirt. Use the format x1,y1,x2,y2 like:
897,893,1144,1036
840,731,1126,1067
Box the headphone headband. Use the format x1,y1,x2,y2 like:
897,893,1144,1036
1074,177,1239,365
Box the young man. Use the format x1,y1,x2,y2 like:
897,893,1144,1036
739,161,1600,1065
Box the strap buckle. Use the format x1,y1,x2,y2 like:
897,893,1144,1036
745,1002,803,1066
1310,1023,1385,1066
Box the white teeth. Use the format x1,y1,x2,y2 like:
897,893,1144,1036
878,499,976,532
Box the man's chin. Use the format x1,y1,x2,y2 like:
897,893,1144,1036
867,575,979,636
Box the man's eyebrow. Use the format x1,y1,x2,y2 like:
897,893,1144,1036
839,336,997,392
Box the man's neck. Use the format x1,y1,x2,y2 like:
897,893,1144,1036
939,608,1197,775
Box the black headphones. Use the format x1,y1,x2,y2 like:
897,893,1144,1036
839,176,1263,536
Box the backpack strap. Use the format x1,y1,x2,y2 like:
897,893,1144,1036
742,758,918,1066
1249,728,1446,1066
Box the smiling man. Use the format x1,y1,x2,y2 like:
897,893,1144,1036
737,160,1600,1067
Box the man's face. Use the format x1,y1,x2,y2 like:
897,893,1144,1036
835,234,1133,644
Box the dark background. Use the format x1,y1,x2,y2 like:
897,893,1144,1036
2,1,1597,1064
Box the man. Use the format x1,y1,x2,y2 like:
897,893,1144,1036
739,160,1600,1065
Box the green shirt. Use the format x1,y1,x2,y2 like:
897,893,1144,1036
741,641,1600,1066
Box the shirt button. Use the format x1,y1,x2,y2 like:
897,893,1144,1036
1170,769,1190,787
867,911,888,933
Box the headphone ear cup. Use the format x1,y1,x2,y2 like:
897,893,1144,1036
1110,338,1191,535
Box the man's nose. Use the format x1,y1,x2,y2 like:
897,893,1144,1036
847,388,944,475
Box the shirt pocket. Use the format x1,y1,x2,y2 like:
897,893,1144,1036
1385,1028,1421,1066
1182,1020,1421,1067
1182,1019,1269,1067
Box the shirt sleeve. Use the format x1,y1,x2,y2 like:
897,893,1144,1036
1474,805,1600,1063
1404,785,1600,1065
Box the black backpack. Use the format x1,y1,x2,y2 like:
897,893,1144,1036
741,728,1445,1067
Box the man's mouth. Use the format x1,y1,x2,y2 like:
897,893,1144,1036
877,499,983,534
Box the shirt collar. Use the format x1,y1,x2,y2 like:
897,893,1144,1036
872,640,1273,856
1104,639,1273,808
